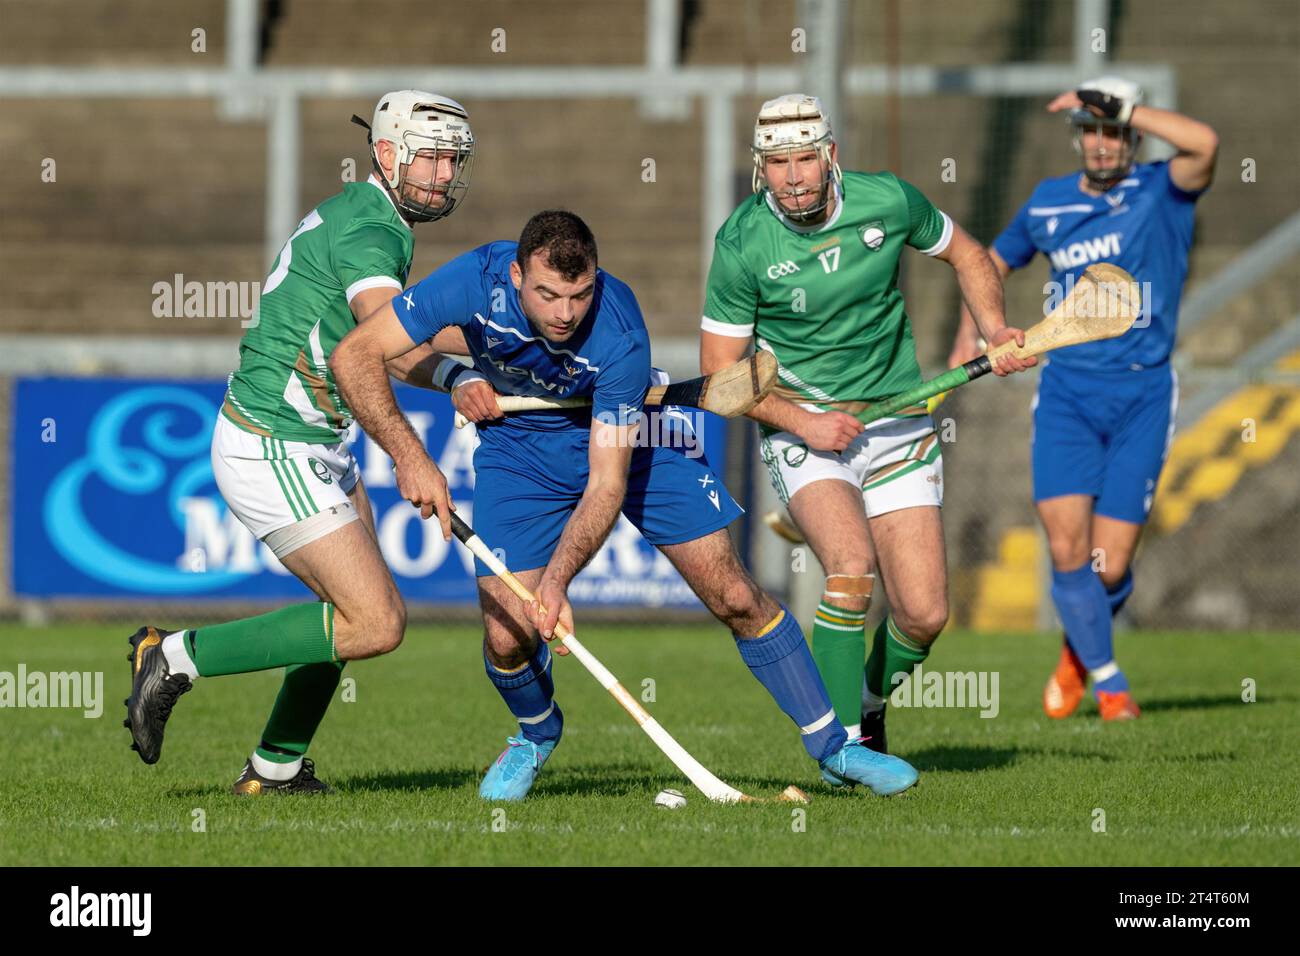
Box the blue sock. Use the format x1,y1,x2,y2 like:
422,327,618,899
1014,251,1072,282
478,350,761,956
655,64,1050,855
734,607,847,763
484,641,564,744
1106,569,1134,617
1052,564,1128,693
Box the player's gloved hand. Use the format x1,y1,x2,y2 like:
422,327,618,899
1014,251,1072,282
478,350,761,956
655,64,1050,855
1076,86,1136,124
528,575,573,655
393,451,455,540
1046,87,1136,124
801,409,864,454
987,326,1038,376
451,378,504,423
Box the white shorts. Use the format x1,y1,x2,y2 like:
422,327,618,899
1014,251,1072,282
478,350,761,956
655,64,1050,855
760,414,944,516
211,413,361,552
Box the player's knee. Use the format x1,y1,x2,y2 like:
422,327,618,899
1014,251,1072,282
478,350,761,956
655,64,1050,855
1047,534,1090,572
823,572,874,612
713,575,764,629
894,600,947,644
483,627,531,670
367,593,407,656
1097,557,1132,590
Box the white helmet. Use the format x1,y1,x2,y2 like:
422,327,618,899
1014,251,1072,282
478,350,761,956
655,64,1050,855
751,93,842,222
1069,77,1145,187
352,90,475,223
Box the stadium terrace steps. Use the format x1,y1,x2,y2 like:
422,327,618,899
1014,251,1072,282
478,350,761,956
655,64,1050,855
0,0,227,65
0,99,264,246
1179,259,1300,366
0,241,263,337
1131,417,1300,630
1153,373,1300,535
264,0,644,66
966,527,1043,633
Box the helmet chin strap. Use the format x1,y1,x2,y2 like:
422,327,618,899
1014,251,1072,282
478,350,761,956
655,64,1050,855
372,155,419,224
1083,164,1129,189
352,114,420,226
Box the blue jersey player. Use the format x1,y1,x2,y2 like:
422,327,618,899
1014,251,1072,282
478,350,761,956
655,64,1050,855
332,210,919,799
950,78,1218,720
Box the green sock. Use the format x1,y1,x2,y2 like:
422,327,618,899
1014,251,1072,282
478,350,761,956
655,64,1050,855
881,616,930,700
254,660,346,763
865,619,887,699
812,602,867,728
191,603,337,677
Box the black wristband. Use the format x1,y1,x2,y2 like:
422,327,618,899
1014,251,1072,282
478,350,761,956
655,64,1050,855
443,363,471,390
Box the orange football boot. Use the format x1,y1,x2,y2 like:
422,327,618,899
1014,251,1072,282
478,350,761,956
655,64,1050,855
1043,641,1088,719
1097,690,1141,721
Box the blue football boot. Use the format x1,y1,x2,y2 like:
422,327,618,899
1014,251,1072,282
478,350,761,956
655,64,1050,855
819,736,918,796
479,735,558,801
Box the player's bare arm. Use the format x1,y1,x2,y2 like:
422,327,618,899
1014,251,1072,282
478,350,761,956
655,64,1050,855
949,247,1016,367
330,303,455,538
349,287,488,399
348,285,440,388
1129,106,1218,192
935,223,1034,376
531,420,635,639
700,332,863,453
1048,90,1218,193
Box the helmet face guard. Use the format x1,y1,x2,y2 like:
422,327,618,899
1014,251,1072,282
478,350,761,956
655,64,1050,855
752,134,842,223
383,132,475,223
1070,110,1140,188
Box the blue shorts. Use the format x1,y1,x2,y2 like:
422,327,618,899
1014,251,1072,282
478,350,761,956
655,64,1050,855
1031,361,1178,524
468,422,743,576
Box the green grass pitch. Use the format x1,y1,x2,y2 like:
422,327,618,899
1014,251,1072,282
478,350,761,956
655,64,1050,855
1,623,1296,865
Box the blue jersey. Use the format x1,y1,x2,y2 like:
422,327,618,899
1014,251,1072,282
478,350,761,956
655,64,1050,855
394,241,651,433
993,160,1205,372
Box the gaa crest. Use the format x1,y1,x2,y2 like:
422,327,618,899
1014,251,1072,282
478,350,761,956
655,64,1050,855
859,220,886,251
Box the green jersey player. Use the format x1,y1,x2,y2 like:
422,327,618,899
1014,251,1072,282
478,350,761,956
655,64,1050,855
700,94,1033,752
123,91,472,793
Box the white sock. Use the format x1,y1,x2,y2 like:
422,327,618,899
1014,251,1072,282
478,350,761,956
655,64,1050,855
161,630,200,680
844,723,861,739
251,752,302,781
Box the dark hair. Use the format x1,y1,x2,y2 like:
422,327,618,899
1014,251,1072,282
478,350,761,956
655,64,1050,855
516,210,598,281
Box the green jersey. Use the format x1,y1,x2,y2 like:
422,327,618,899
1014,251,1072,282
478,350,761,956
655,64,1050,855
223,178,414,443
702,170,951,427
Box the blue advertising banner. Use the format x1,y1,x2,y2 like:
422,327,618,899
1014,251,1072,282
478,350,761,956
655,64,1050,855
12,378,729,606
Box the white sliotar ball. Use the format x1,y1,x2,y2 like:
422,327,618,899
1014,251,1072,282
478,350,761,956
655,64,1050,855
654,788,687,809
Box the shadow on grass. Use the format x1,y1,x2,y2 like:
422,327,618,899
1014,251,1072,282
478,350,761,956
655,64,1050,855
164,767,480,799
531,762,807,800
900,744,1125,772
168,762,801,800
1138,693,1293,714
902,745,1024,773
335,767,481,793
